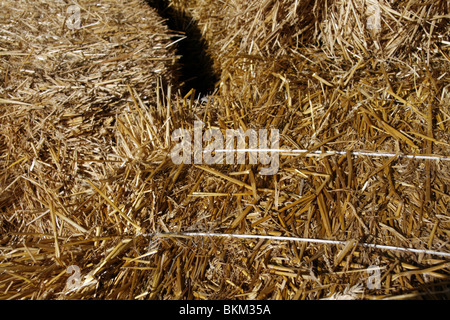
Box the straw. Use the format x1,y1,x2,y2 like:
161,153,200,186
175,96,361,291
1,0,449,300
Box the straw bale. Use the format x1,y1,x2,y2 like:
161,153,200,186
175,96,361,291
1,0,449,300
0,0,179,299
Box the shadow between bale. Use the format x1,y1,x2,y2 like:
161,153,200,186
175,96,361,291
145,0,219,97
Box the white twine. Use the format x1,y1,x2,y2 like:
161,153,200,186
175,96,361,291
165,148,450,258
143,232,450,258
212,148,450,161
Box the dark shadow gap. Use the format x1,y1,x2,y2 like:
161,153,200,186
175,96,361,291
145,0,219,97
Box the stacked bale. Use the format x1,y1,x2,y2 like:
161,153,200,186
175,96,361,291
0,0,449,300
